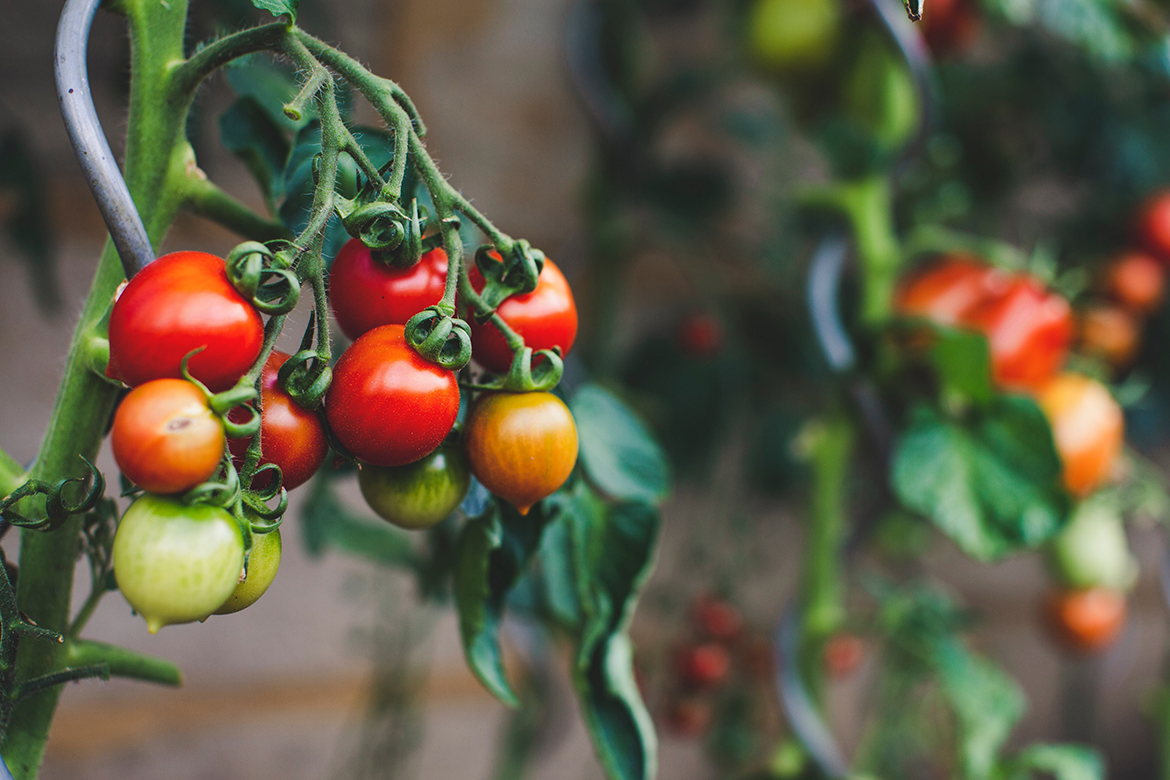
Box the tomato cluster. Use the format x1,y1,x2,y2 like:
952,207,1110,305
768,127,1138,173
105,237,582,631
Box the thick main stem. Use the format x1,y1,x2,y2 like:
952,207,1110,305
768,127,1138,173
3,0,194,773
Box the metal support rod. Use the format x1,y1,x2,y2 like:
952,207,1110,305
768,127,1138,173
55,0,154,278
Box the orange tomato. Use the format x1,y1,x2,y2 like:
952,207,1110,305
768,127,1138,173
895,255,1000,327
1103,251,1165,314
111,378,225,494
1038,373,1124,497
1078,305,1140,368
1045,587,1127,654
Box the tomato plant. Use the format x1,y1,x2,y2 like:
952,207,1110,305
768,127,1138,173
111,378,225,494
214,527,282,615
325,325,460,467
329,241,449,340
112,494,245,634
1136,191,1170,264
468,258,578,374
107,251,264,392
358,441,470,529
228,351,327,491
1037,373,1124,497
1103,251,1165,314
895,255,1000,326
463,392,578,514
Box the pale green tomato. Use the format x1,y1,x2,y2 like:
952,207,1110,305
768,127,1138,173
1048,496,1138,592
215,527,282,615
748,0,841,72
358,442,470,529
113,494,244,633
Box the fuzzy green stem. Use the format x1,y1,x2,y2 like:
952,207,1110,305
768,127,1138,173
64,640,182,687
184,177,291,241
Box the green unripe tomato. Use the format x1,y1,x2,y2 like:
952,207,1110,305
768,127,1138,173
215,527,282,615
1048,497,1138,592
358,442,471,529
113,494,245,633
843,33,919,153
747,0,841,72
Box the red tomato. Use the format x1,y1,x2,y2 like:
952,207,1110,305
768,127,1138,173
111,378,225,494
329,240,449,341
677,313,723,358
823,633,865,679
960,275,1073,391
1078,305,1140,369
895,255,1001,326
1045,587,1127,654
468,258,578,373
325,325,460,467
108,251,264,392
691,595,742,642
664,697,712,738
463,391,579,514
921,0,981,57
228,351,329,491
1136,191,1170,265
676,642,731,688
1038,373,1124,497
1103,251,1165,314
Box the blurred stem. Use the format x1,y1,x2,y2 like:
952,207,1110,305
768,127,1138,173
184,176,291,241
0,451,26,499
64,640,182,687
798,414,854,706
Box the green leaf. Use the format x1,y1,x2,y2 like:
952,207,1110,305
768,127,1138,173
454,502,549,706
553,484,659,780
225,56,306,133
1002,744,1104,780
218,97,290,214
572,384,670,505
249,0,298,22
299,476,416,567
930,328,994,404
892,400,1068,561
934,638,1025,780
533,513,583,631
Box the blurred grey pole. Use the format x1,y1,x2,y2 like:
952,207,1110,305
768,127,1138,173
56,0,154,278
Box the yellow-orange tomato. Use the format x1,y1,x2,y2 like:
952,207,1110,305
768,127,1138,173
1038,373,1124,497
464,392,578,515
1079,305,1140,368
1103,251,1165,315
1045,587,1127,654
112,379,225,494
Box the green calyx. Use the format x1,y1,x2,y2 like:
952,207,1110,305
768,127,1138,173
477,346,564,392
337,197,425,268
225,241,301,315
473,240,545,314
405,306,473,370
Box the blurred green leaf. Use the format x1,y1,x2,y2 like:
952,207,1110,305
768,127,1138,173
218,97,290,214
299,476,417,567
930,328,994,405
892,399,1068,561
996,743,1104,780
572,384,670,505
454,501,549,706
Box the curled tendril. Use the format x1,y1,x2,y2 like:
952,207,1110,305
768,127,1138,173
337,199,425,268
475,346,564,393
181,462,241,509
0,457,105,532
243,486,288,525
181,353,260,437
225,241,301,316
405,307,472,370
473,240,546,315
277,350,333,410
245,463,285,500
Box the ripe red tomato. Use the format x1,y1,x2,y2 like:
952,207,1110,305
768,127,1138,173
676,642,731,688
895,255,1000,327
463,391,578,514
329,240,449,341
111,378,225,494
1038,373,1124,497
691,595,742,642
921,0,981,57
113,494,245,633
228,351,328,491
325,324,460,467
960,275,1073,391
1078,305,1140,368
823,633,865,679
1103,251,1165,314
468,258,578,373
1136,191,1170,265
108,251,264,392
1045,587,1127,654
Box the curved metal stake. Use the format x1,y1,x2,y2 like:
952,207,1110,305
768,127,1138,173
870,0,939,168
55,0,154,278
808,234,855,373
774,605,850,779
